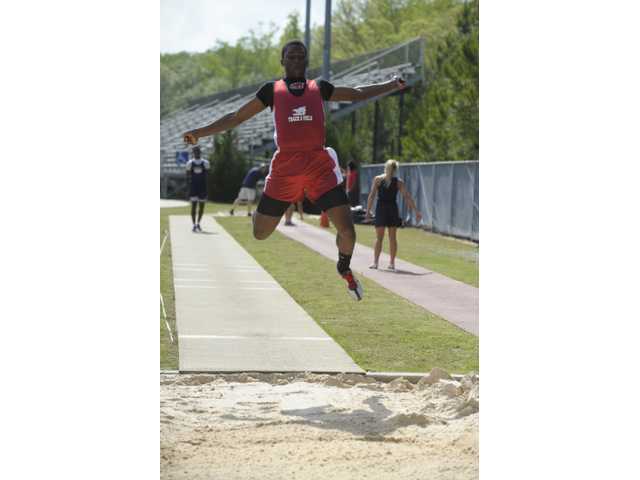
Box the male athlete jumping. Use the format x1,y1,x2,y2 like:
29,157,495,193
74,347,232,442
184,40,406,300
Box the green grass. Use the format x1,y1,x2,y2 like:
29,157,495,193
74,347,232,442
160,201,233,370
305,216,479,287
216,216,478,373
160,203,478,373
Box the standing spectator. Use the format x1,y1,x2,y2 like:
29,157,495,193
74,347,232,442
185,146,209,232
365,159,422,270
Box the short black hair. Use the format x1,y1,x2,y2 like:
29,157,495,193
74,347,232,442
281,40,307,60
348,161,357,169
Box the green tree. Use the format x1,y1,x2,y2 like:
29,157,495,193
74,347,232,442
403,0,478,161
161,0,479,163
279,11,303,45
208,132,249,202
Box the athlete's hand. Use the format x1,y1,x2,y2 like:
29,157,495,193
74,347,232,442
183,131,198,145
392,75,407,90
364,213,372,222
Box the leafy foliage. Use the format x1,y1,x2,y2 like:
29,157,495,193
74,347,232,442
207,132,249,202
403,0,478,161
161,0,479,163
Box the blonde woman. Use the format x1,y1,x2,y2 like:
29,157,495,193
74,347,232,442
364,160,422,270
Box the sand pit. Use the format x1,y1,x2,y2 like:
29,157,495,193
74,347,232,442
160,371,479,479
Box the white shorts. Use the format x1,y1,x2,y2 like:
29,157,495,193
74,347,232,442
237,187,256,202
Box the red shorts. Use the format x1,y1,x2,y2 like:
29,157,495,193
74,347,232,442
263,147,343,203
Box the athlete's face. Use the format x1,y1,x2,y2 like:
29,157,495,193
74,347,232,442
282,45,307,78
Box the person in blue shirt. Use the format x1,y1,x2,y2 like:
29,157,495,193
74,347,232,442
230,163,268,216
185,146,210,232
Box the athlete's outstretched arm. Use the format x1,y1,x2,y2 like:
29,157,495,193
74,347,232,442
183,97,266,145
330,76,406,103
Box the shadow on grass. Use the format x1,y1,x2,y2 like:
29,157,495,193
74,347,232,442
383,269,431,276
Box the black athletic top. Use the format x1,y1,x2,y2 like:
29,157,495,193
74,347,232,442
377,177,399,205
256,77,335,110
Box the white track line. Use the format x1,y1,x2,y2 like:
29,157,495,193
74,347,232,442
174,279,277,283
159,293,174,343
160,230,174,343
180,335,331,341
160,231,168,256
174,264,260,270
174,286,281,290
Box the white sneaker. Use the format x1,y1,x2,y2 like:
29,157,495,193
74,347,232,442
369,264,378,269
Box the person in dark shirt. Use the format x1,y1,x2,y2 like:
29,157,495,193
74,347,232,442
183,40,407,301
230,163,268,216
185,146,210,232
365,159,422,270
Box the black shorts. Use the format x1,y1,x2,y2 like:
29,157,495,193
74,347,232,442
189,186,207,202
374,203,402,227
257,184,349,217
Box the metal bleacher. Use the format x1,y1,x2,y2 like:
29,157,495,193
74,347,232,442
160,37,425,188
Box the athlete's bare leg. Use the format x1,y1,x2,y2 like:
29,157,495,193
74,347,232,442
230,195,246,215
252,212,282,240
388,227,398,268
326,204,362,300
190,201,197,225
197,201,205,224
326,204,356,256
373,226,385,267
284,204,295,225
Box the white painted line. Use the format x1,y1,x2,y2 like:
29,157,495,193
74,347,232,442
174,265,260,270
175,267,262,272
160,231,168,256
172,278,217,282
180,335,331,341
173,267,208,271
174,279,277,284
159,293,174,344
174,285,281,290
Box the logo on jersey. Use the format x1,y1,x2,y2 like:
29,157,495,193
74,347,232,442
288,106,313,123
289,81,305,90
